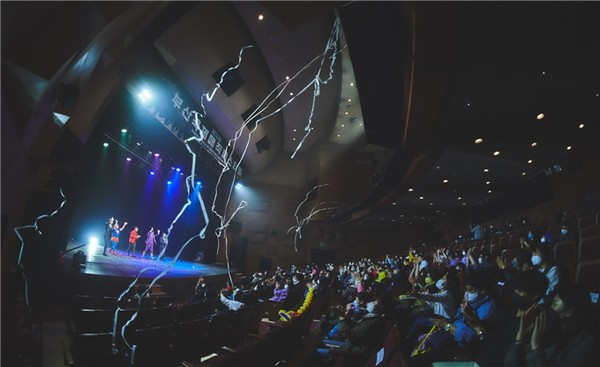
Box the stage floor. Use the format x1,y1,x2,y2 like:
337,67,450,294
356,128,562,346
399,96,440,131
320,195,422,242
65,241,235,279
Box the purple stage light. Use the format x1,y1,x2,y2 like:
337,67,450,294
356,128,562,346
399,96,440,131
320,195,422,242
126,157,132,161
154,153,160,157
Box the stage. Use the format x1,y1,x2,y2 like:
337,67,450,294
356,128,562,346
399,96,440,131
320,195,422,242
55,241,238,300
65,240,233,279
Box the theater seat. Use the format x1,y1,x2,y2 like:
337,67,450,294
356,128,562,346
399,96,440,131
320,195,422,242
575,259,600,304
553,241,577,280
578,236,600,262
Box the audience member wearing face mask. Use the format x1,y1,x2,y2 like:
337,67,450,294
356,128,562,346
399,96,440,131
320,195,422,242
475,270,549,366
531,246,561,303
504,285,598,366
408,272,496,364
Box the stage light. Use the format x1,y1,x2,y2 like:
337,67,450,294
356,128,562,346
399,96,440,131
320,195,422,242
167,181,172,185
126,157,131,161
175,168,181,172
196,181,201,186
142,89,152,100
121,128,128,133
154,153,160,157
89,236,99,247
103,142,109,147
235,183,242,190
150,171,155,175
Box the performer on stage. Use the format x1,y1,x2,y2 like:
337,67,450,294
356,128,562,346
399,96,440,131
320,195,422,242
142,228,158,260
157,232,168,261
102,217,114,256
127,226,141,257
110,220,127,255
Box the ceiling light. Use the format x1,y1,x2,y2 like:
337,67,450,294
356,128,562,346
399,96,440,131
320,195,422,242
408,188,414,192
121,128,128,133
292,138,296,141
486,181,490,185
527,159,533,164
285,76,290,80
350,82,354,87
483,168,489,172
536,113,545,120
347,98,352,102
392,202,397,206
493,151,500,156
341,124,345,127
293,128,296,132
457,196,462,200
488,190,492,193
474,138,483,144
579,123,585,129
258,14,264,20
336,134,340,137
462,202,467,206
436,166,441,169
345,111,349,115
542,71,546,75
103,142,109,147
531,142,538,147
419,196,424,200
443,179,448,183
290,92,294,96
522,172,527,176
429,202,434,206
566,145,572,150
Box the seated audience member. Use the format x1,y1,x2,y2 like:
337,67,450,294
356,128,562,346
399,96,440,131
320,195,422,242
496,248,533,282
268,276,288,302
408,272,496,363
317,298,388,362
411,272,459,320
540,231,556,247
531,246,561,303
557,223,576,243
504,284,597,366
475,270,549,366
219,288,245,311
519,230,537,249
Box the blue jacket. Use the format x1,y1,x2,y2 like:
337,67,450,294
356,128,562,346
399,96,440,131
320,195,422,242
453,294,495,346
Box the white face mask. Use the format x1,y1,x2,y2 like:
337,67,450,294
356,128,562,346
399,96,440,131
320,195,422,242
436,279,446,290
465,290,479,303
531,255,542,266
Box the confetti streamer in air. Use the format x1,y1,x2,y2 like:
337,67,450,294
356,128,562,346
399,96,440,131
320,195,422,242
120,14,343,359
287,185,342,252
12,188,67,326
120,45,255,360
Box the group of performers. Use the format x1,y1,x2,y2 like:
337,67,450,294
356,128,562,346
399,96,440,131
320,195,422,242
102,216,168,260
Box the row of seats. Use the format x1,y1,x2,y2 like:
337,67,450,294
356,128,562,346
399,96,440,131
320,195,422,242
68,298,225,334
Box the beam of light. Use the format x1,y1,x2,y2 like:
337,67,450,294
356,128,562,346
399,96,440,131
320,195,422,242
12,188,66,326
118,112,212,359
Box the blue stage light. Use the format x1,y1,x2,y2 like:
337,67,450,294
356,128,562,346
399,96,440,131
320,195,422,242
167,181,172,185
175,167,181,172
150,171,155,175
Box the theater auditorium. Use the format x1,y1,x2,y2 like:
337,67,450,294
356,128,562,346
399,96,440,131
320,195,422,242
2,2,599,367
